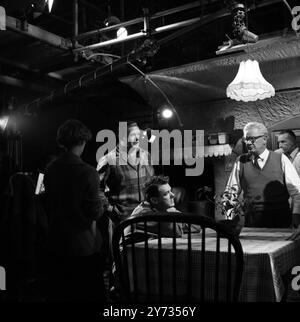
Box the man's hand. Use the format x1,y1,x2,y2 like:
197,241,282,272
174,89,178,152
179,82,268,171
107,204,114,213
287,225,300,240
106,204,122,223
287,214,300,240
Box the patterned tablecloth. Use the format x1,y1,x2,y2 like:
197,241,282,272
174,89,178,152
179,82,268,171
129,228,300,302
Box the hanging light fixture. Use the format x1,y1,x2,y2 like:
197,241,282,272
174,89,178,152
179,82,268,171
226,59,275,102
226,4,275,102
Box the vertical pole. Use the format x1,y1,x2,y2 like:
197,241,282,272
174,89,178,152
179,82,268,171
120,0,125,56
0,6,6,30
143,8,150,35
73,0,79,37
73,0,79,61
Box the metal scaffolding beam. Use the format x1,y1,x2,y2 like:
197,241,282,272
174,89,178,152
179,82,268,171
73,0,284,53
74,0,283,43
75,0,205,41
6,15,73,50
23,40,160,115
24,54,130,115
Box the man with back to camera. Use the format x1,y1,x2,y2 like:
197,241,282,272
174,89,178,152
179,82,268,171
275,130,300,177
44,119,105,301
223,122,300,239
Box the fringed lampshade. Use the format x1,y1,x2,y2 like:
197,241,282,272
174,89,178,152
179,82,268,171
226,59,275,102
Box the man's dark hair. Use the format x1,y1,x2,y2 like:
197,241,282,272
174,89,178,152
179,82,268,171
126,121,138,129
144,175,169,202
116,121,140,145
279,130,296,142
57,119,92,150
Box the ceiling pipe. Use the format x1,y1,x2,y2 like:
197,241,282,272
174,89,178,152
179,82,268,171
74,0,282,42
24,58,123,115
73,16,205,52
24,45,152,115
74,31,145,51
74,0,205,41
73,0,284,53
156,10,227,48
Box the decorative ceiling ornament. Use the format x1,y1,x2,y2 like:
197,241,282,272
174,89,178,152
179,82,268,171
226,59,275,102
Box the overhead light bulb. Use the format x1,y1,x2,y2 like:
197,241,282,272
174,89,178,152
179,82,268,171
117,26,128,39
161,108,173,119
104,15,128,40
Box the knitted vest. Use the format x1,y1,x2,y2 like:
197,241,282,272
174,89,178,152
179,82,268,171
239,151,289,212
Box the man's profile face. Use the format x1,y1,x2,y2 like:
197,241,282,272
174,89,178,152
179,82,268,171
244,127,267,155
151,183,175,210
278,133,295,154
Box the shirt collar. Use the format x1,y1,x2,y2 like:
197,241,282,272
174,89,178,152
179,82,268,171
256,149,269,161
289,147,299,160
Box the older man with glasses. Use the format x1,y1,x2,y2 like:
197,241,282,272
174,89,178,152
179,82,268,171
223,122,300,239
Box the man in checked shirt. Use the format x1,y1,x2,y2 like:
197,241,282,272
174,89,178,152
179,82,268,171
97,121,155,223
223,122,300,239
96,121,154,260
96,121,155,297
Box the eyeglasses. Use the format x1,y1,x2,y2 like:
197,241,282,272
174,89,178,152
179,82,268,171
242,135,265,143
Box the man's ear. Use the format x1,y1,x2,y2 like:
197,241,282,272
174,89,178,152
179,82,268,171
150,197,158,206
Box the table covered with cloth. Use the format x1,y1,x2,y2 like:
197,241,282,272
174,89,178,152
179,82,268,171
126,228,300,302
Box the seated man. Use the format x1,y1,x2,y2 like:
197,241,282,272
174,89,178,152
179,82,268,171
125,175,183,239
